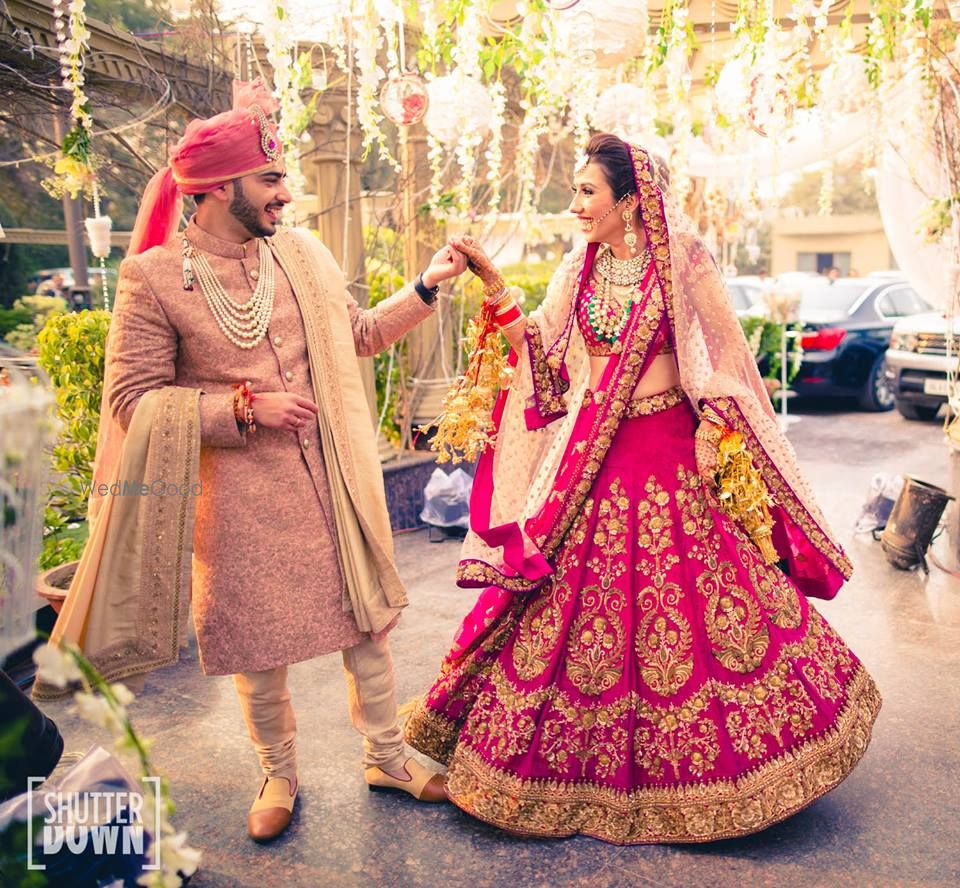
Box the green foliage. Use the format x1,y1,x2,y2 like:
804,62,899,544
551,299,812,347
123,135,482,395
0,307,32,338
3,296,68,352
781,163,878,216
502,260,558,314
364,226,407,446
36,310,110,568
739,316,803,385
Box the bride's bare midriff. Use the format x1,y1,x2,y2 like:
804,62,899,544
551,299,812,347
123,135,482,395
588,352,680,394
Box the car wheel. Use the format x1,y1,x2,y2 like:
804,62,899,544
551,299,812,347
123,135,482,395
858,355,895,412
895,400,941,421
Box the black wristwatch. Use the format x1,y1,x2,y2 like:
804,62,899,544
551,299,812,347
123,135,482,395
414,272,440,305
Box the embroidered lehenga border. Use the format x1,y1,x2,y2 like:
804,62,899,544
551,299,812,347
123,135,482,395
408,663,879,845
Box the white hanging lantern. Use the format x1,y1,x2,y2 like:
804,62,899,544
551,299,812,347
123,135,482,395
593,82,656,141
552,0,648,69
380,72,430,127
425,75,493,145
84,215,112,258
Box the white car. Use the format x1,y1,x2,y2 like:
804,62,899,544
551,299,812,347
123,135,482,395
725,276,766,318
885,311,960,420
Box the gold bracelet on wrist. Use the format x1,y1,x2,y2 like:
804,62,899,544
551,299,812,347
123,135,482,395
483,277,507,301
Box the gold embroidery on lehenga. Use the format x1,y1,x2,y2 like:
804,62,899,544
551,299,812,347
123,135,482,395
565,481,628,695
433,663,879,844
720,662,817,760
540,692,632,779
465,671,550,762
513,577,573,680
635,693,720,780
738,541,803,629
675,467,722,569
697,562,769,674
634,474,693,697
514,497,591,681
566,585,627,696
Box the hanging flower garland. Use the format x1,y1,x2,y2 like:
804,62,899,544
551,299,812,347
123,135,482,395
483,79,507,215
263,0,315,203
44,0,95,200
450,4,485,216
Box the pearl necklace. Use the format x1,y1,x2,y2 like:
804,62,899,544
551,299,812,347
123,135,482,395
586,246,651,343
182,236,274,350
594,243,650,286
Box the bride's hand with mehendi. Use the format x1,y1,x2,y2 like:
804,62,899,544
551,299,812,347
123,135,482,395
449,236,504,296
694,418,723,486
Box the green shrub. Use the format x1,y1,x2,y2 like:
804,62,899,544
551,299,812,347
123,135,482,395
739,316,803,384
36,309,110,568
3,294,68,352
0,306,31,338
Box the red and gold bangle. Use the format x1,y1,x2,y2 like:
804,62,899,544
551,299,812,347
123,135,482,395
234,380,257,434
494,301,523,328
482,277,508,302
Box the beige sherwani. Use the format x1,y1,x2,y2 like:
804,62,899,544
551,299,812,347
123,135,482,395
106,219,432,675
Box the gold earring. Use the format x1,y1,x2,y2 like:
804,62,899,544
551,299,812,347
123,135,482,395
622,206,638,256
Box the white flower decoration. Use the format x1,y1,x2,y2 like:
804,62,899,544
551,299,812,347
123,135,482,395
33,643,82,688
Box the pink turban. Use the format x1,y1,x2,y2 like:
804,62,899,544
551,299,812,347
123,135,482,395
127,80,283,256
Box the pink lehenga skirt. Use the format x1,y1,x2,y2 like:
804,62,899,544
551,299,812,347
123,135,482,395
405,392,881,844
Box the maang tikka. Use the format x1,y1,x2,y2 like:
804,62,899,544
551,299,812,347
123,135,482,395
622,202,638,256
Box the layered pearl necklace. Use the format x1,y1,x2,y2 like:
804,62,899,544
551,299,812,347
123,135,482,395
182,236,274,349
586,244,651,343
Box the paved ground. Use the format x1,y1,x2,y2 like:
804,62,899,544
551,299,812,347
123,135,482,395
34,401,960,888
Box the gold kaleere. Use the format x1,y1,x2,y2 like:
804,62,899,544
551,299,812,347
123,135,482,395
714,431,779,565
420,303,512,464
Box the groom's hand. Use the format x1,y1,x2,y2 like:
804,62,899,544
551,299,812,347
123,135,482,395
422,244,468,289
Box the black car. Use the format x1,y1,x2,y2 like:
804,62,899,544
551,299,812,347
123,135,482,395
790,276,933,411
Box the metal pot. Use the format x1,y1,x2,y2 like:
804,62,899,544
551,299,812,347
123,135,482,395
880,476,954,571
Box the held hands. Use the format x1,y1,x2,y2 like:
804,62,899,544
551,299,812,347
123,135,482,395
448,235,504,296
422,244,469,289
252,392,320,432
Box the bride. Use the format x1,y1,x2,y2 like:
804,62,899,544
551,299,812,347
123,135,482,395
403,133,880,843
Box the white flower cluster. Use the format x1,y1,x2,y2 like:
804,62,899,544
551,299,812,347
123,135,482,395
33,642,202,887
262,0,310,202
52,0,93,132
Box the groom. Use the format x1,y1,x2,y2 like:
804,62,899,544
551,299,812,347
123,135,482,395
39,81,465,841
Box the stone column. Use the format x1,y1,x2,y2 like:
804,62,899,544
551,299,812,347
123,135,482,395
307,95,377,426
52,112,89,297
397,129,453,443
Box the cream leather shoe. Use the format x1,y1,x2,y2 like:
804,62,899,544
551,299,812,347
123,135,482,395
365,758,447,803
247,775,298,842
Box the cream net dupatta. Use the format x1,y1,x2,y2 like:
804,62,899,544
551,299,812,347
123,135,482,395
659,161,851,586
458,243,590,573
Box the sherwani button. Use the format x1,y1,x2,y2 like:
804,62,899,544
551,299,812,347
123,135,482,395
302,438,311,449
274,335,283,346
285,370,293,381
250,268,259,280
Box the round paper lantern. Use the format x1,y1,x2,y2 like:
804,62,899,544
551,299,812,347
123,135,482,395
425,75,493,145
552,0,648,69
380,73,430,127
747,72,794,137
84,215,112,258
593,82,656,141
